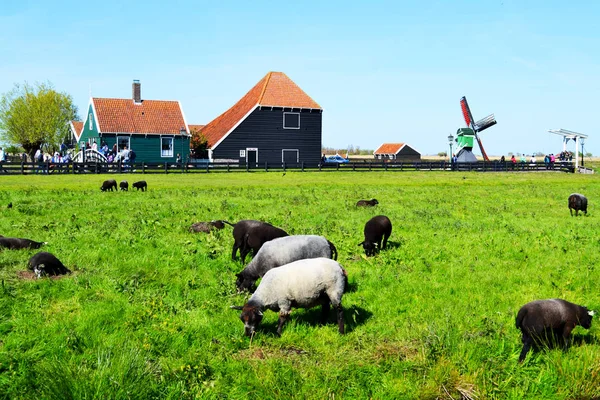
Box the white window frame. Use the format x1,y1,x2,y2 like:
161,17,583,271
89,113,93,130
283,112,300,129
281,149,299,163
246,147,258,163
117,136,130,151
161,136,174,158
239,150,246,158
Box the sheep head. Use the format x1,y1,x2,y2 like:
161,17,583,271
232,304,263,337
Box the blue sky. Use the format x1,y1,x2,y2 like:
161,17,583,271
1,0,598,156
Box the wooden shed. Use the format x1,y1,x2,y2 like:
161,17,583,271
373,143,421,161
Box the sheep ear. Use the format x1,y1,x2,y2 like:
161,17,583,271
230,305,243,310
589,310,596,317
258,310,263,317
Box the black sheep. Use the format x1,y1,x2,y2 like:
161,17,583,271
0,237,46,250
568,193,588,216
229,220,288,263
133,181,147,191
28,252,71,278
120,180,129,191
100,179,117,192
359,215,392,256
189,220,227,233
356,199,379,207
516,299,594,362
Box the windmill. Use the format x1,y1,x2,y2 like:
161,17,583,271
454,96,497,162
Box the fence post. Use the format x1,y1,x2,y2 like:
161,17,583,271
165,162,168,174
302,161,304,172
246,163,249,172
264,162,268,172
283,162,286,173
227,163,230,172
142,162,146,174
118,161,122,174
319,163,322,171
20,162,24,174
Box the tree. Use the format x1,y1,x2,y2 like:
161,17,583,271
190,127,209,159
0,82,79,159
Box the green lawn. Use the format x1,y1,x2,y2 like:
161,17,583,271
0,171,599,399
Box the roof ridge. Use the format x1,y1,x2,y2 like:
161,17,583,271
257,72,272,105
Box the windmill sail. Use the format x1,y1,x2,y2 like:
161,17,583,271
474,114,497,133
460,96,474,128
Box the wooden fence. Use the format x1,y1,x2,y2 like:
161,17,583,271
0,160,576,175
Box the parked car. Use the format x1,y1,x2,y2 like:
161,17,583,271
323,155,349,164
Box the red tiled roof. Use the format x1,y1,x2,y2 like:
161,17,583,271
93,98,187,135
201,72,321,148
374,143,405,154
70,121,83,140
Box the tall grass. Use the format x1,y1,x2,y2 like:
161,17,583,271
0,171,599,399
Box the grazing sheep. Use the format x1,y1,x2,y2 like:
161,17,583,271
569,193,588,216
235,235,338,292
516,299,594,362
100,179,117,192
28,252,71,278
133,181,147,191
0,237,46,250
231,258,346,337
359,215,392,256
229,220,288,263
356,199,379,207
189,220,227,233
120,180,129,191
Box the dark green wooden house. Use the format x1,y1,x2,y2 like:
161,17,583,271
78,80,191,163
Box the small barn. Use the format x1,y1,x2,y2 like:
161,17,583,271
199,72,322,166
77,80,191,163
373,143,421,161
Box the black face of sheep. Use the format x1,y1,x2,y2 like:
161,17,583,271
516,299,595,363
569,193,588,216
356,199,379,207
231,305,263,337
120,181,129,191
235,271,255,292
100,179,117,192
28,252,71,278
359,240,378,256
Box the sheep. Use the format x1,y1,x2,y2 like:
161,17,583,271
0,237,46,250
189,220,227,233
356,198,379,207
569,193,588,216
133,181,147,191
516,298,594,362
28,252,71,278
100,179,117,192
229,220,288,263
235,235,338,292
120,180,129,191
231,258,346,337
359,215,392,256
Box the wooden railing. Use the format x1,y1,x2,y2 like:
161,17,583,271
0,160,576,175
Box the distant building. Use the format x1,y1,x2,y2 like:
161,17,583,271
68,120,83,144
77,80,191,163
373,143,421,161
200,72,322,166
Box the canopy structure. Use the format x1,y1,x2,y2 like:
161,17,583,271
549,129,588,169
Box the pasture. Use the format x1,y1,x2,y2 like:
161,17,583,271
0,171,599,399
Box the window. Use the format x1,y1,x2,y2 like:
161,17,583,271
117,136,130,151
89,113,93,130
161,137,173,157
239,150,246,158
283,112,300,129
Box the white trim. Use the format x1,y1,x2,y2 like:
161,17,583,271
211,104,259,150
116,135,131,151
90,98,102,134
246,147,258,164
283,112,300,129
68,121,82,142
160,136,174,158
178,101,192,136
281,149,299,163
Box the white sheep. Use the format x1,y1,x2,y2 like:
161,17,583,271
231,257,347,337
235,235,338,292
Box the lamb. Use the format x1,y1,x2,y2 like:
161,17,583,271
568,193,588,216
28,252,71,278
359,215,392,256
0,237,46,250
229,220,288,263
231,258,346,337
356,198,379,207
120,180,129,191
235,235,338,292
100,179,117,192
133,181,147,191
189,220,227,233
516,298,594,362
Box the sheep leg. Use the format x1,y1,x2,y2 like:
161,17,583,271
276,311,290,336
570,209,573,216
382,234,389,249
231,244,239,261
321,300,330,324
561,324,575,350
336,304,344,334
519,333,533,362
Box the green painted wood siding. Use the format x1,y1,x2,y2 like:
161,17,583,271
78,104,100,146
98,134,190,163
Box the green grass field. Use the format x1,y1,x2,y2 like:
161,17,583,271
1,171,599,399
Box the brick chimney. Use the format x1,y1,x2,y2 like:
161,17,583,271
132,80,141,103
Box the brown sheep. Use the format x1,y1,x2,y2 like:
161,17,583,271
356,199,379,207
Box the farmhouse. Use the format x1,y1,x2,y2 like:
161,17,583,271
373,143,421,161
200,72,322,166
69,120,83,143
77,80,191,163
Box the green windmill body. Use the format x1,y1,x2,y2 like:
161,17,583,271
454,128,478,162
454,97,497,163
